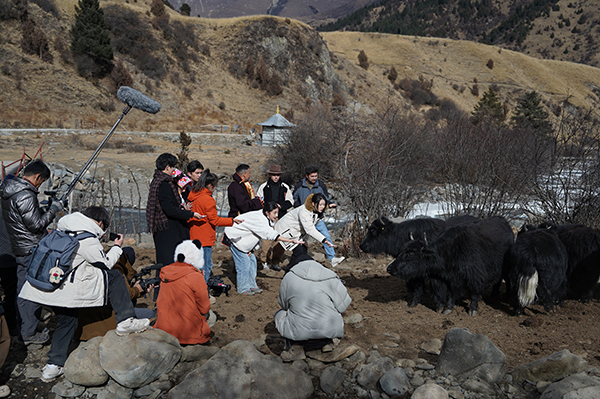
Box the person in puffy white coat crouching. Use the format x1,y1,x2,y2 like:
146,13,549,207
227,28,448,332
274,257,351,350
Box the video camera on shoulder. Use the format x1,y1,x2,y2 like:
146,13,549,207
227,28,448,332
133,264,163,293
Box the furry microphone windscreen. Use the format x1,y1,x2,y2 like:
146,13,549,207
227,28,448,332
174,240,205,271
117,86,161,114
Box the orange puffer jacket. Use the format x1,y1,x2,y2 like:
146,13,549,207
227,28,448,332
188,188,234,246
154,262,211,344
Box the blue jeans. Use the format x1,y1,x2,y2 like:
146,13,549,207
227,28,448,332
316,220,336,261
202,246,213,283
230,245,258,293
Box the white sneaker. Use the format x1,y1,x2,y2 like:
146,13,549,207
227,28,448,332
0,384,9,397
41,364,64,382
331,256,345,268
262,262,270,270
116,317,150,336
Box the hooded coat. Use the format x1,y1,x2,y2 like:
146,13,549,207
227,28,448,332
274,194,326,251
188,187,234,247
223,209,280,253
18,212,122,308
274,260,351,341
0,175,58,256
154,241,210,344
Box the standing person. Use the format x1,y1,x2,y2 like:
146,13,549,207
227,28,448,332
256,165,293,271
146,153,204,269
275,193,335,269
292,165,345,267
223,202,303,295
186,160,204,183
188,169,242,283
0,160,65,345
227,164,262,218
0,209,19,339
19,207,150,382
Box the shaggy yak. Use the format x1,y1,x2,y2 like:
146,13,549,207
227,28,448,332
388,216,513,316
505,225,568,315
359,216,478,307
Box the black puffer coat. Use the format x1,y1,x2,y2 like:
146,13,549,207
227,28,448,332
0,175,57,256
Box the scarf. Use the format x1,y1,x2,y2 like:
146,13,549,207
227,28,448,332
244,181,256,199
146,169,181,233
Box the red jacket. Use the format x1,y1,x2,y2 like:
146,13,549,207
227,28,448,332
155,262,211,344
188,188,234,246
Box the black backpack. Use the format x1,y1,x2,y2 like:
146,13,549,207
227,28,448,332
26,229,95,291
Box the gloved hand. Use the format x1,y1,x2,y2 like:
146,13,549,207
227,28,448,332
50,198,68,212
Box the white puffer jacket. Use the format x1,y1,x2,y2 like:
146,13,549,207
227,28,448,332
274,260,351,341
274,195,326,251
223,209,280,253
19,212,122,308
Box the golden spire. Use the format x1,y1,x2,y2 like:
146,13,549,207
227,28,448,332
277,105,280,114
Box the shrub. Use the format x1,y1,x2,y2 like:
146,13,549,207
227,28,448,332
486,59,494,69
111,59,133,91
332,93,346,107
98,101,116,112
267,72,283,96
388,66,398,83
0,0,18,20
30,0,59,17
471,83,479,96
358,50,369,70
245,56,255,80
179,3,190,16
218,101,226,110
21,20,53,63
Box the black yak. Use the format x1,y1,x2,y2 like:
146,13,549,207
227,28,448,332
359,217,446,307
505,226,568,315
389,216,513,316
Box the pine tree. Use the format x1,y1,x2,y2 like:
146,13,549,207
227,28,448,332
70,0,113,77
358,50,369,70
388,66,398,83
471,87,505,124
511,90,552,135
179,3,191,16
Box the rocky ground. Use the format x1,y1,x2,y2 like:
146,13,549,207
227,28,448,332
3,242,600,398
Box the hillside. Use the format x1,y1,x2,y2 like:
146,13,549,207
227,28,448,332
0,0,599,134
319,0,600,68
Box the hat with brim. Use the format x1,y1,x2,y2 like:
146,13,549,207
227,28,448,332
266,164,283,175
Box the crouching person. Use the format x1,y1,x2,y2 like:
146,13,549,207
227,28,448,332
274,258,351,351
19,207,150,382
154,240,211,345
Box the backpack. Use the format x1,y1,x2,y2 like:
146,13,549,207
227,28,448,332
26,229,95,291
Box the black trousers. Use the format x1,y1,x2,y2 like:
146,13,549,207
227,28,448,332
0,255,19,336
47,269,136,366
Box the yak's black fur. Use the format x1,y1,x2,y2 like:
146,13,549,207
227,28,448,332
390,216,513,315
505,227,568,315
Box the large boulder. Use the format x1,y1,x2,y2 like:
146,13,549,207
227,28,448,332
168,340,314,399
99,328,182,389
511,350,589,384
436,328,506,383
64,336,108,387
540,373,600,399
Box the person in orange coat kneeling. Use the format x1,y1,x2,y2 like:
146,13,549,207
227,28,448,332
154,239,211,344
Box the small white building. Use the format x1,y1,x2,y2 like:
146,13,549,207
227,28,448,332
257,107,296,146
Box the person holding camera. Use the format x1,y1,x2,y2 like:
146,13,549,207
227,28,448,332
19,206,150,382
0,159,65,345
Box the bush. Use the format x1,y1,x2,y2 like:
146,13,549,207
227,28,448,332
218,101,226,110
358,50,369,70
388,66,398,83
30,0,59,17
111,59,133,91
396,76,437,106
0,0,18,20
332,93,345,107
21,20,53,63
471,83,479,96
486,59,494,69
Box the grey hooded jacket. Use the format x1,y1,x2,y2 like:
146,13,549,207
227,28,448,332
274,260,351,341
0,175,57,256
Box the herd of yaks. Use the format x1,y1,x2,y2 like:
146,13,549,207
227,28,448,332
359,215,600,316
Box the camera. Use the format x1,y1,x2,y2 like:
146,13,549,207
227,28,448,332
207,275,231,297
109,232,121,241
133,264,163,293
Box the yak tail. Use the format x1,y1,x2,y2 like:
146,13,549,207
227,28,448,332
518,271,538,307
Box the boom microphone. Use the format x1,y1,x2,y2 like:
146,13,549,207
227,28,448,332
117,86,161,114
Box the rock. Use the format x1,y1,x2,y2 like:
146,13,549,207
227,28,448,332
24,365,42,379
397,359,416,368
356,357,394,390
411,383,449,399
379,367,411,397
462,376,497,395
421,338,443,355
540,372,600,399
436,328,506,383
344,314,363,324
511,350,589,384
10,364,24,378
65,337,109,387
320,365,346,394
51,380,86,397
306,344,360,363
99,328,182,389
96,379,134,399
169,340,314,399
447,385,464,399
180,345,219,362
133,379,172,397
281,345,306,362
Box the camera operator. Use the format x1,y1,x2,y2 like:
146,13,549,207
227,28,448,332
19,206,151,382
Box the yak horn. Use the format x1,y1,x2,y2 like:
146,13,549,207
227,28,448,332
409,232,414,241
